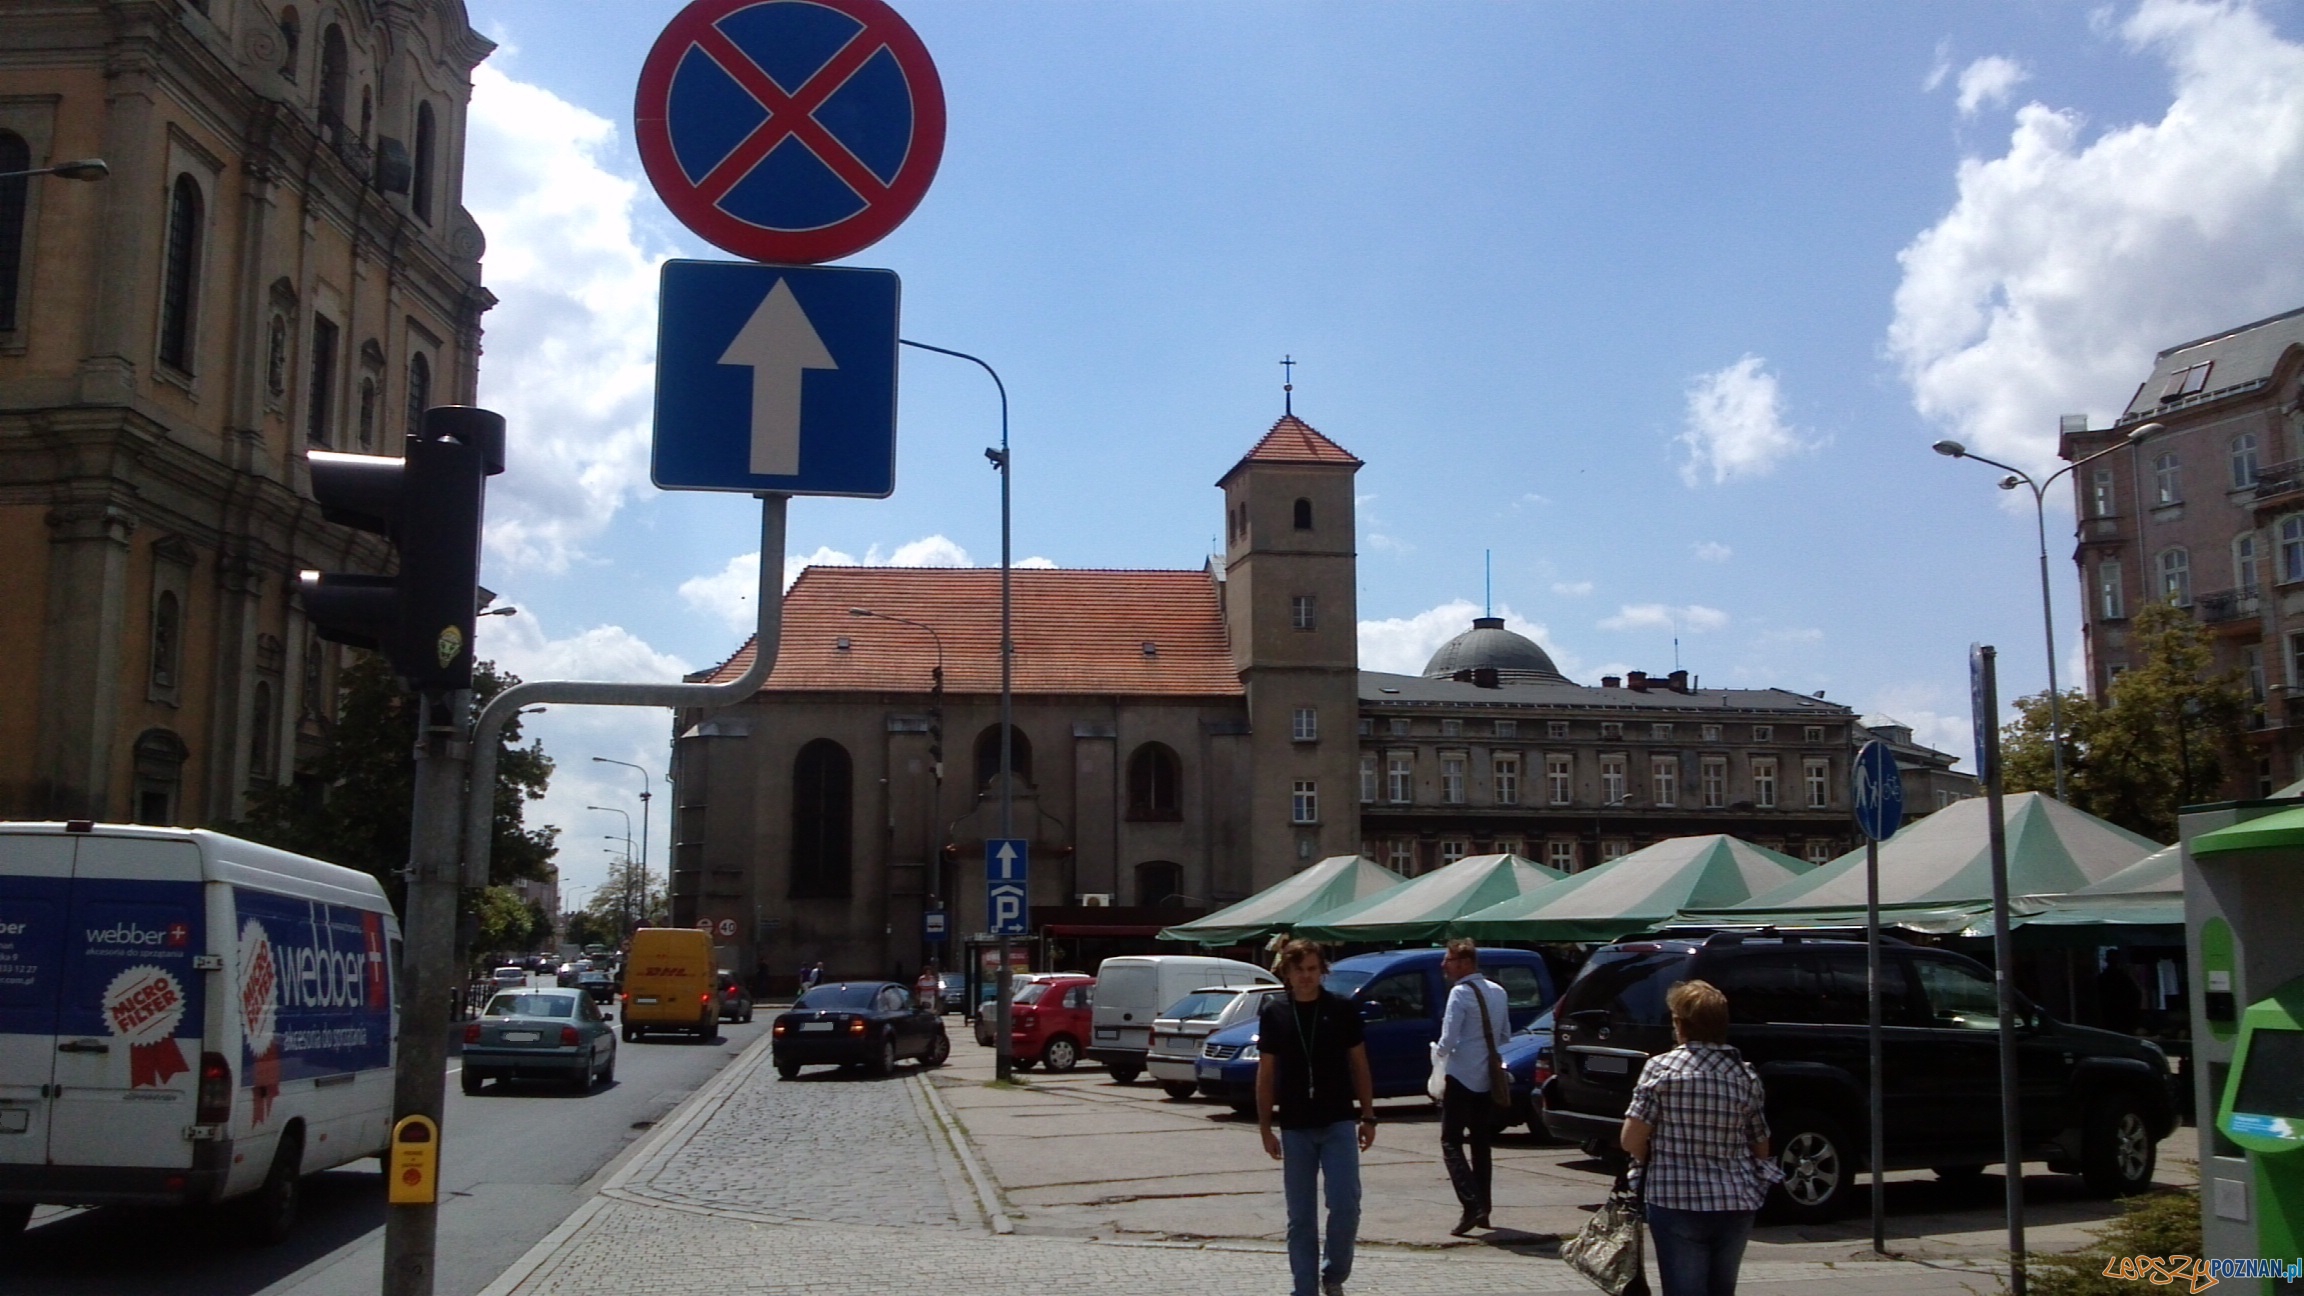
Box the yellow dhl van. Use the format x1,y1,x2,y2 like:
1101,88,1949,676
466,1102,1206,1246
618,928,717,1040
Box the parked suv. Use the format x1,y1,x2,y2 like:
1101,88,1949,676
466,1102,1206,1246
1540,932,2175,1222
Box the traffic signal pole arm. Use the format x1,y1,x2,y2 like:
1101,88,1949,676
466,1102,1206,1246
456,493,789,889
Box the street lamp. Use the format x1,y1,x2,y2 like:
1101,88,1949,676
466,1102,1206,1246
1933,421,2164,800
592,757,654,928
0,158,108,182
587,805,635,936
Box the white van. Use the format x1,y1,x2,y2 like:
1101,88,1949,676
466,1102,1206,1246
1088,954,1275,1083
0,823,400,1244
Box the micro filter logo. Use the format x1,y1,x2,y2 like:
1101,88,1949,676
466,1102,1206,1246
86,921,190,948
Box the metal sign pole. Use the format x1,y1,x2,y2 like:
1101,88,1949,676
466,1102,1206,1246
1973,645,2028,1296
1866,836,1886,1255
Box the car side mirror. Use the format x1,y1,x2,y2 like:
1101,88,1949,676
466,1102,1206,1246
1359,1000,1386,1022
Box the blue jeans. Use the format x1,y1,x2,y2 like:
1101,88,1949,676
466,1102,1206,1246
1646,1205,1754,1296
1281,1121,1361,1296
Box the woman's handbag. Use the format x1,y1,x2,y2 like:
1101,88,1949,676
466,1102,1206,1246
1471,980,1513,1110
1561,1169,1649,1296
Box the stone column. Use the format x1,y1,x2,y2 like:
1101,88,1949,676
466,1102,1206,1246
36,498,137,818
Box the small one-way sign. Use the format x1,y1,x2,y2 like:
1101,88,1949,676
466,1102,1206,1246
986,838,1028,936
652,259,898,496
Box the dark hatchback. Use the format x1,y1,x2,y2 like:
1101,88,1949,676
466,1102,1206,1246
772,981,952,1079
1541,932,2175,1222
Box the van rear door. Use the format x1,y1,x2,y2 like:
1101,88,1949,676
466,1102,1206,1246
48,836,205,1170
0,834,74,1167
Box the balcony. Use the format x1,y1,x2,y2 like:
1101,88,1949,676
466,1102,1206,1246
2194,586,2262,628
2251,460,2304,510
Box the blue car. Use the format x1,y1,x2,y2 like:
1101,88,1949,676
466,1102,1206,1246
1193,947,1555,1114
1496,1006,1556,1134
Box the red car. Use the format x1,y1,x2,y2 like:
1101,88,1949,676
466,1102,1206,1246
1008,974,1095,1072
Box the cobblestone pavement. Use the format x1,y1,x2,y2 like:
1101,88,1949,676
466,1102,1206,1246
484,1030,2007,1296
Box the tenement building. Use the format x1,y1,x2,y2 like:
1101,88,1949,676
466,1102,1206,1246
673,416,1971,980
2063,305,2304,795
0,1,493,822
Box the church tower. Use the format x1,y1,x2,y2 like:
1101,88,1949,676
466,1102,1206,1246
1218,414,1363,892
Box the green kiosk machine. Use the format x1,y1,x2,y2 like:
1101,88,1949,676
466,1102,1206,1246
2183,801,2304,1289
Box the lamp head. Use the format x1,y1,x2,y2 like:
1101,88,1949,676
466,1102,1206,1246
49,158,108,181
1932,440,1966,458
1999,475,2022,491
2128,422,2166,444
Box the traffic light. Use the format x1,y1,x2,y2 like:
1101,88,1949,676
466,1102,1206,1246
300,406,505,692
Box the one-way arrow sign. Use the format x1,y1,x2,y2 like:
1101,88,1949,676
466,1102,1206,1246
653,260,899,497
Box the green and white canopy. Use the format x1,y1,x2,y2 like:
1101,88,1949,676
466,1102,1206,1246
1156,855,1407,946
1449,835,1812,943
1292,853,1564,943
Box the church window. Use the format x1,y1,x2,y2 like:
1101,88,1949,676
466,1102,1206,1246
1290,594,1316,630
412,102,437,224
0,130,26,332
974,723,1032,789
406,350,431,434
1292,497,1312,530
306,314,338,444
790,739,853,898
1126,742,1179,819
1136,860,1184,907
159,175,203,372
150,591,181,690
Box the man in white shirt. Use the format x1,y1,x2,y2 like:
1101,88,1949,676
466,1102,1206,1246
1434,939,1510,1235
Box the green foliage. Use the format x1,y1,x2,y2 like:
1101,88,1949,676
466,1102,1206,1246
218,655,559,915
562,908,617,950
2000,602,2252,841
471,885,543,953
582,853,669,943
2004,1189,2201,1296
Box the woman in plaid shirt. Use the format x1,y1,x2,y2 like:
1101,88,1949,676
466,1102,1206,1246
1619,980,1778,1296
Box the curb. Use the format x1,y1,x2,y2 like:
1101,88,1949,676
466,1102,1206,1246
916,1073,1014,1235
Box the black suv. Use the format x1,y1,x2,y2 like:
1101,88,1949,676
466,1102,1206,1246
1539,932,2174,1223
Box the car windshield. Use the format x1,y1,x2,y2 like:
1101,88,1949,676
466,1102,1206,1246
1162,991,1236,1021
1013,982,1053,1005
797,984,883,1010
1322,969,1374,997
485,993,575,1018
1556,947,1693,1028
1215,988,1278,1028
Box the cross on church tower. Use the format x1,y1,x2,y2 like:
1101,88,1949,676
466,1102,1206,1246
1280,354,1295,416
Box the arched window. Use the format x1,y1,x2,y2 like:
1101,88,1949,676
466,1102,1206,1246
411,102,436,224
249,680,274,778
318,25,348,139
1292,497,1312,530
406,351,431,435
2157,547,2191,607
150,591,180,690
1135,860,1185,909
1126,742,1181,820
277,7,301,82
0,130,26,332
265,313,288,395
356,376,377,448
158,175,203,372
973,723,1032,790
790,739,853,899
305,313,338,444
131,729,188,826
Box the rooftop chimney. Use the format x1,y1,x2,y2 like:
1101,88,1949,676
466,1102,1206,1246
1602,675,1621,689
1668,669,1689,693
1627,670,1648,692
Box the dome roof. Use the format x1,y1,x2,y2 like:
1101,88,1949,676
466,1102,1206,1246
1421,617,1570,684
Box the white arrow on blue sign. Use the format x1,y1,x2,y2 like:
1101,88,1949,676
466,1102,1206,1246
652,259,899,497
986,839,1029,935
1852,740,1905,842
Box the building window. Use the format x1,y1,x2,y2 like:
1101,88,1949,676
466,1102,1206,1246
1600,754,1626,804
2235,532,2262,594
1651,754,1677,808
1494,719,1516,738
2245,644,2266,710
1547,754,1572,805
1700,756,1726,808
2233,433,2261,490
2281,516,2304,584
159,175,203,373
1600,839,1629,864
306,314,339,444
277,8,301,80
1126,742,1180,820
1359,752,1378,804
1753,757,1778,808
1291,780,1318,824
1493,754,1519,806
2164,360,2213,398
1438,839,1466,867
301,636,325,718
264,314,289,395
1387,717,1410,736
1137,860,1185,908
318,25,349,140
974,723,1033,789
1440,718,1462,737
1547,720,1569,739
1547,840,1577,873
131,729,188,827
1440,754,1466,804
1804,757,1830,809
1388,839,1414,873
1650,723,1672,740
1803,725,1824,743
1387,752,1412,802
790,739,853,899
2153,452,2181,506
406,351,431,435
1702,724,1720,742
1357,717,1373,736
1936,790,1952,810
1290,595,1316,630
2099,560,2125,619
356,376,377,449
1804,839,1836,865
1292,497,1312,530
248,680,274,779
2288,632,2304,689
0,131,27,333
2157,547,2191,606
1600,721,1622,739
412,101,436,224
1492,837,1522,858
1751,725,1773,743
1292,707,1318,742
2091,467,2115,517
149,591,180,690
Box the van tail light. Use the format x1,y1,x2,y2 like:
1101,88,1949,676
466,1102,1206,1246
560,1026,581,1047
701,992,712,1005
847,1018,865,1035
620,992,629,1003
463,1022,482,1044
196,1052,232,1125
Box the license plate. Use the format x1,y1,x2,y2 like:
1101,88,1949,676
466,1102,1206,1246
1095,1028,1119,1040
1584,1054,1629,1074
503,1031,540,1043
637,997,658,1005
800,1022,834,1032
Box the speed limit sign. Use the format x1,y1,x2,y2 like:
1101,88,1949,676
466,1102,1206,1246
717,918,737,937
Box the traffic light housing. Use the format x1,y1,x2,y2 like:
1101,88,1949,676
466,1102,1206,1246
300,406,505,691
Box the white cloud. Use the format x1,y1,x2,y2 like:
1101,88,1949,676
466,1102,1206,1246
1676,356,1814,486
1955,55,2031,116
1888,0,2304,477
1016,556,1059,569
1357,599,1571,676
1923,39,1956,93
680,551,763,634
464,66,671,573
679,537,1049,627
1551,580,1595,597
1692,541,1733,563
1366,532,1414,555
881,535,971,567
1598,603,1729,634
1754,626,1824,645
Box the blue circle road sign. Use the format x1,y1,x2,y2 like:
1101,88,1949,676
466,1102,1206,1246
1853,739,1905,843
635,0,946,264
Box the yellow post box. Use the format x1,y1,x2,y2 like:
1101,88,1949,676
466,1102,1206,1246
387,1114,439,1205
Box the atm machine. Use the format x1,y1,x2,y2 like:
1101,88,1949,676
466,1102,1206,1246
2182,801,2304,1289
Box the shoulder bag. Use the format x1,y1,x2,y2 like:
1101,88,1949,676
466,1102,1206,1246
1562,1166,1649,1296
1471,978,1513,1110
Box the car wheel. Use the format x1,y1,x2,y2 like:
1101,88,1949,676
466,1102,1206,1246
777,1061,800,1080
1107,1062,1142,1085
1041,1036,1080,1073
923,1031,951,1068
461,1069,483,1096
874,1037,897,1077
1160,1080,1198,1101
621,1022,636,1043
241,1133,302,1244
1767,1109,1853,1224
1932,1164,1988,1186
600,1052,615,1085
2081,1092,2157,1197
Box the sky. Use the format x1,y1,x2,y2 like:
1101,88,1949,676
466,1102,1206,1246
457,0,2304,915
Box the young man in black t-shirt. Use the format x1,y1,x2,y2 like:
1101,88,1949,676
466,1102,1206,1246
1257,939,1376,1296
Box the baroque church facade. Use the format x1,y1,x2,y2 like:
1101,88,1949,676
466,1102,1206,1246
671,416,1971,981
0,0,493,824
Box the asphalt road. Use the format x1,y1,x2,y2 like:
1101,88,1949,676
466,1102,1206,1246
7,992,768,1296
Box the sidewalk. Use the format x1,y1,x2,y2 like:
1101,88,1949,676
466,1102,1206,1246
480,1029,2018,1296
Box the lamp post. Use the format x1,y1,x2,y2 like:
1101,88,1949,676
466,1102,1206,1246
592,757,654,928
1932,421,2164,801
0,158,108,182
898,337,1014,1080
588,805,635,937
849,607,947,941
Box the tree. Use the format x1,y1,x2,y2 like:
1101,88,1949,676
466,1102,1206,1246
582,853,669,943
563,908,617,951
2001,602,2252,841
471,885,541,955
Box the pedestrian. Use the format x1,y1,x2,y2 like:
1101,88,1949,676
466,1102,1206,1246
1434,938,1510,1235
1618,980,1776,1296
2097,948,2144,1035
1256,938,1376,1296
916,961,941,1011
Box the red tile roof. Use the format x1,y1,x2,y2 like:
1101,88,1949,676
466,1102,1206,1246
699,567,1244,698
1217,415,1363,484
